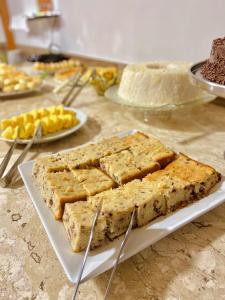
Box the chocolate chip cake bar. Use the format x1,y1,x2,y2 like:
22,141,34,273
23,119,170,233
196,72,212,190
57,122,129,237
123,179,166,227
100,149,161,184
163,153,221,196
63,201,106,252
32,154,68,185
130,140,176,168
72,168,116,196
144,172,194,212
145,154,221,212
42,170,87,219
88,188,134,240
99,150,142,184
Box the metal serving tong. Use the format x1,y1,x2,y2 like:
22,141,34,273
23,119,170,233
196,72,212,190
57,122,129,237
72,207,135,300
72,203,102,300
0,123,42,187
104,209,135,299
62,69,96,107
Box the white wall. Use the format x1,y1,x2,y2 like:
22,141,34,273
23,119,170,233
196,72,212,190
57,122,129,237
1,0,225,63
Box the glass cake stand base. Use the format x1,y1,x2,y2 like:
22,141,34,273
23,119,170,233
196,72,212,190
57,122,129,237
105,84,216,112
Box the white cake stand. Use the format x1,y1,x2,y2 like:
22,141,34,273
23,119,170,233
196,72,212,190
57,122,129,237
105,84,216,112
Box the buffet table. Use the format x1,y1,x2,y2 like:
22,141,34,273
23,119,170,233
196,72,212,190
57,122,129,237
1,81,225,299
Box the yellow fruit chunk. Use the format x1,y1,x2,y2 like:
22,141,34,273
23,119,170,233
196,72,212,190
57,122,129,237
49,115,62,131
29,110,40,121
12,126,20,139
38,108,49,118
63,114,75,128
64,109,76,117
11,115,23,126
72,118,79,126
46,118,55,133
55,105,65,115
0,119,12,130
47,106,58,115
38,118,54,135
1,126,14,139
21,113,33,124
18,125,27,139
25,123,35,138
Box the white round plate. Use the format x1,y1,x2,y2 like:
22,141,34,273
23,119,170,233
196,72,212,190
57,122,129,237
189,60,225,99
105,85,216,111
0,107,87,144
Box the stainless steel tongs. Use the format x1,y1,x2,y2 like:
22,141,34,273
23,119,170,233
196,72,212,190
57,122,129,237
0,123,42,187
61,69,96,107
72,206,135,300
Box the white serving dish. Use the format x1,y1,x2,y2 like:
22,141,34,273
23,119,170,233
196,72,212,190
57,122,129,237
0,107,87,145
18,129,225,283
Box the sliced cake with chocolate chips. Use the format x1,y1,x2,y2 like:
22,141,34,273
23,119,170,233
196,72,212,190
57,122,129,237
63,201,107,252
100,149,160,185
72,168,116,196
144,171,194,212
99,150,142,184
145,154,221,212
129,138,176,168
163,153,221,197
43,170,87,219
123,179,166,226
32,153,69,185
88,187,134,240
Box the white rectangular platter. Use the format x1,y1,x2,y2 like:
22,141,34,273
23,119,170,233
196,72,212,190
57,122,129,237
18,129,225,283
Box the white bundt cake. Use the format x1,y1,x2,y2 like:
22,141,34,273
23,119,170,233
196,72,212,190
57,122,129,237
118,61,205,107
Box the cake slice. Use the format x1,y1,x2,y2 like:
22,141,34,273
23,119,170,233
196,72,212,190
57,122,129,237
130,139,176,168
62,143,103,169
145,154,221,212
100,149,160,184
163,153,221,196
72,168,116,196
144,172,194,212
42,170,87,219
32,153,68,185
88,188,135,240
123,179,166,226
132,152,161,175
100,150,140,184
63,201,106,252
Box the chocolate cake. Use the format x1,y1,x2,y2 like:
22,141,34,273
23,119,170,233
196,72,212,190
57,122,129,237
201,37,225,85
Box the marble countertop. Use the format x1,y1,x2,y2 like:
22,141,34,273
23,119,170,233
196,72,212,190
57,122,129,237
1,81,225,300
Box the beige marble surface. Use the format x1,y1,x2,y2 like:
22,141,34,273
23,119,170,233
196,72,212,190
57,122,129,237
1,81,225,300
